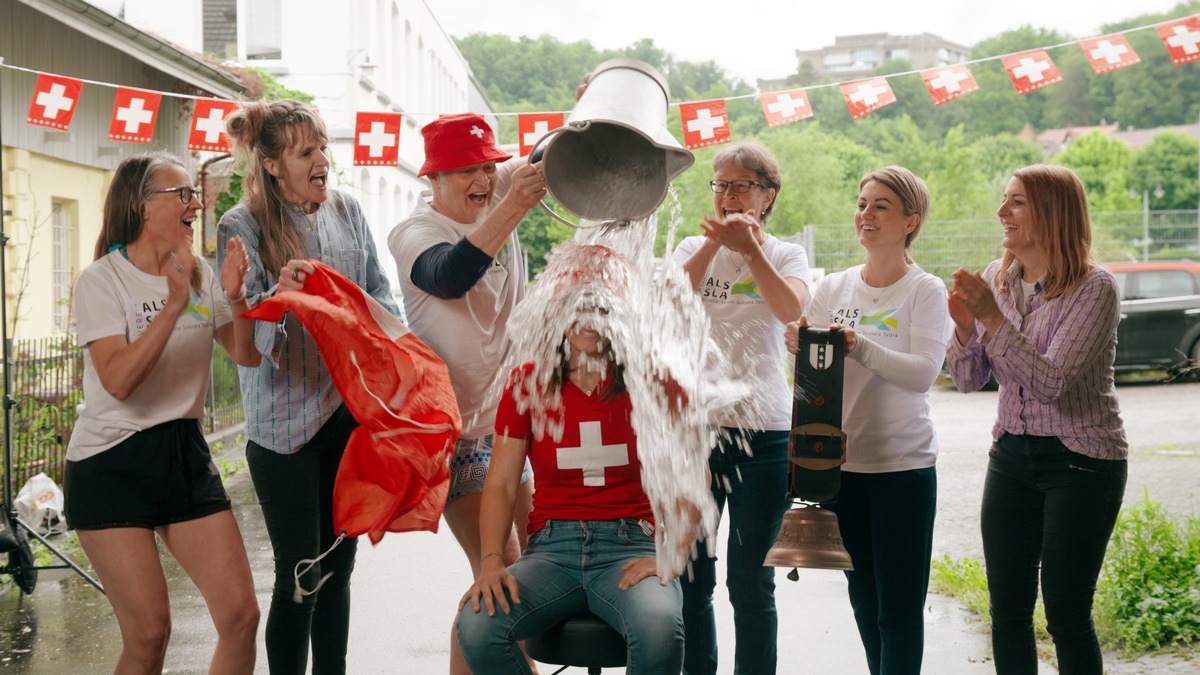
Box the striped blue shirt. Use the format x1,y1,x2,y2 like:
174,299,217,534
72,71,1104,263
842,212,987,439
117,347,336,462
217,190,401,453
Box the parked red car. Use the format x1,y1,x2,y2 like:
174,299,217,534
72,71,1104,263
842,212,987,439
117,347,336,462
1106,261,1200,376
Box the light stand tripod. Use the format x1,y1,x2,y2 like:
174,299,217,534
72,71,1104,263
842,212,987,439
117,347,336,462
0,56,104,594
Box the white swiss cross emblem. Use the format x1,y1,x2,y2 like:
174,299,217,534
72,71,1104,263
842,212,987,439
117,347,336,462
557,421,628,486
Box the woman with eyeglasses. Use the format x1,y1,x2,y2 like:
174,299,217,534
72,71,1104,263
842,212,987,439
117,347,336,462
672,141,810,675
216,99,403,674
64,150,261,674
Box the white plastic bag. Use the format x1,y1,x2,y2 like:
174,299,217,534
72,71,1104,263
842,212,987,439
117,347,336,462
14,472,66,534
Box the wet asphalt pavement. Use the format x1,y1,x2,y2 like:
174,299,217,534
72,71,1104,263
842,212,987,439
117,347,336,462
0,380,1197,674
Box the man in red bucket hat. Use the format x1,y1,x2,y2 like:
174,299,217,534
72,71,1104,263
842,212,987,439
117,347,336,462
387,112,545,674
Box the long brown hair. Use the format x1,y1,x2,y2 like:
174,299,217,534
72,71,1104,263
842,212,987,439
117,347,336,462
997,165,1094,299
859,166,930,264
95,151,200,291
225,99,328,276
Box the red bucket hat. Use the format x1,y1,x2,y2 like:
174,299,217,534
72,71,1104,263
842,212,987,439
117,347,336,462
418,113,513,177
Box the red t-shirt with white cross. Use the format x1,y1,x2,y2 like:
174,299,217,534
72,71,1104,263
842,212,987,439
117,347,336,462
495,366,654,535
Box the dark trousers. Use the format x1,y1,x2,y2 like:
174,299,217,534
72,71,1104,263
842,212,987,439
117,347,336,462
246,406,360,675
682,429,790,675
981,433,1126,675
830,468,937,675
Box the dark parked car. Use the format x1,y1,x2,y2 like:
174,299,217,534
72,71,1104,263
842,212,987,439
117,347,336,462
1107,261,1200,376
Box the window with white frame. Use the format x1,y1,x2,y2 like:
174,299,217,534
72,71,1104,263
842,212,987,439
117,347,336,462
52,200,75,333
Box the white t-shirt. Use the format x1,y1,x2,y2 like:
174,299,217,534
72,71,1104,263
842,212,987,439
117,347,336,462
69,252,232,461
804,264,952,473
672,235,809,430
388,161,525,438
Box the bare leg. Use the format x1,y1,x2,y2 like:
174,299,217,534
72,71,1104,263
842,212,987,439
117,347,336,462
77,528,172,675
158,511,260,675
444,478,537,675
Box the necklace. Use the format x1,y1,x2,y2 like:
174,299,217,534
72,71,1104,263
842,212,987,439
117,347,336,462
860,265,906,304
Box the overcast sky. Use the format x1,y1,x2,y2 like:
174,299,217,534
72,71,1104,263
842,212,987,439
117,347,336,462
426,0,1187,84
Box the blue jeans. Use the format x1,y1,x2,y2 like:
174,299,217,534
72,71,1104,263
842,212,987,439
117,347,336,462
246,405,359,675
682,429,789,675
457,519,684,675
830,468,937,675
981,434,1126,675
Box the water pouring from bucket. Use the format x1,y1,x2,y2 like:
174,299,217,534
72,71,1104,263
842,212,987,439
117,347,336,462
535,58,695,227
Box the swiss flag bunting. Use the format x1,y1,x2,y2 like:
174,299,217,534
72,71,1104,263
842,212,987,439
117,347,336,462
189,99,239,152
679,100,731,150
1002,50,1062,95
1157,17,1200,65
108,87,162,143
840,78,897,120
1080,35,1141,74
517,112,565,157
354,112,403,166
26,73,83,131
920,65,979,107
759,89,813,127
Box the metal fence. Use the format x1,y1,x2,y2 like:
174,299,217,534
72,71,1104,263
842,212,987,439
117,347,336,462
796,210,1200,283
2,210,1197,490
0,337,245,495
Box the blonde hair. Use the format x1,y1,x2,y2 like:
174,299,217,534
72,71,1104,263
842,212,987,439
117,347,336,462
225,100,328,276
859,166,930,263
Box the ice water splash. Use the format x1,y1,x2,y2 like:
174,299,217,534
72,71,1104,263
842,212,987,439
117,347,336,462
497,204,775,581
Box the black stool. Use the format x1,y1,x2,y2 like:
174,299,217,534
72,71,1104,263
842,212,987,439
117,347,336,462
525,611,628,674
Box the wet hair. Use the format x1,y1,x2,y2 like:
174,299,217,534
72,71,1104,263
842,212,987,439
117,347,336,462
549,302,626,402
711,142,782,225
225,99,328,276
96,151,200,290
997,165,1094,299
859,166,930,264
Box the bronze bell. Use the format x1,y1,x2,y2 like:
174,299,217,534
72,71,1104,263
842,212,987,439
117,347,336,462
764,504,853,573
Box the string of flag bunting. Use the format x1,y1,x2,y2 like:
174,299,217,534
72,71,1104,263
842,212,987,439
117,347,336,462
5,15,1199,167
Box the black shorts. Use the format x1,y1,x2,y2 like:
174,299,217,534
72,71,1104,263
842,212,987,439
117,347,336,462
63,419,232,530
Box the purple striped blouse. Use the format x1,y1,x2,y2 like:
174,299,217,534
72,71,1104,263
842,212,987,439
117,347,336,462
946,260,1128,460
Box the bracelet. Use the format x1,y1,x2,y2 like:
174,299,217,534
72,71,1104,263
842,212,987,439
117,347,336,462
480,552,503,564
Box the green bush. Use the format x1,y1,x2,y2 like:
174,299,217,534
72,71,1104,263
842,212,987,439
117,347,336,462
1094,492,1200,655
932,555,1049,645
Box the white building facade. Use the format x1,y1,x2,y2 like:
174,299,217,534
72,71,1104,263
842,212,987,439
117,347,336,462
102,0,495,287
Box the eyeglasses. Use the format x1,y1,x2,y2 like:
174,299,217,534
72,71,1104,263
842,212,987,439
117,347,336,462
149,185,202,205
709,179,766,194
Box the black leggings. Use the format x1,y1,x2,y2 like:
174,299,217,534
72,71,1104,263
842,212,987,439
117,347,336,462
981,433,1126,675
247,406,359,675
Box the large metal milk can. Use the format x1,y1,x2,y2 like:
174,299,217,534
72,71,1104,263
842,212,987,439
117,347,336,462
540,58,694,223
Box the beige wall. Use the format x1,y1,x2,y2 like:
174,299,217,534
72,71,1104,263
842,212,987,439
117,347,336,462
2,148,109,341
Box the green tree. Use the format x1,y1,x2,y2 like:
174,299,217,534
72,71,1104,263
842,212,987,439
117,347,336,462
1054,131,1136,210
1129,131,1200,210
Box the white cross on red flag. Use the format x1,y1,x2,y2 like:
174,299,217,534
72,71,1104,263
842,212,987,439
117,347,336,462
1156,16,1200,65
1002,50,1062,95
108,87,162,143
1079,34,1141,74
920,65,979,107
189,99,239,152
517,112,564,157
759,89,813,127
839,78,896,120
353,112,403,166
26,73,83,131
679,100,731,150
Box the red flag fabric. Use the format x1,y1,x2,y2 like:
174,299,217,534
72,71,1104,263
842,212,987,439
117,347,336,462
759,89,814,127
840,78,897,120
920,65,979,107
108,87,162,143
1002,50,1062,95
26,73,83,131
353,112,403,166
679,100,731,150
1079,35,1141,74
244,262,460,543
189,99,239,152
1156,17,1200,66
517,112,565,157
